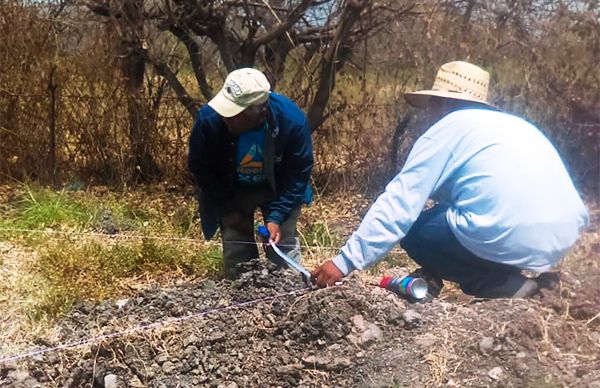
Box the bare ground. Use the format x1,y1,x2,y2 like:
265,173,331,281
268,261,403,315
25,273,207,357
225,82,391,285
0,198,598,387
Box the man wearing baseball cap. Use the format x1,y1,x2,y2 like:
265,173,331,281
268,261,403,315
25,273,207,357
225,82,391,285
188,68,313,278
312,61,589,298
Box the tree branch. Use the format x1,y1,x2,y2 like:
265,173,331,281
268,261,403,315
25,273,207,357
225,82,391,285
252,0,313,46
169,26,214,100
146,54,200,118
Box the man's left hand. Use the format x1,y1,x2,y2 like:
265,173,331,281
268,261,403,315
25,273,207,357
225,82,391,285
266,222,281,244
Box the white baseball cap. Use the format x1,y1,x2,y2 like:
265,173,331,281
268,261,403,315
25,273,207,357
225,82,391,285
208,68,271,117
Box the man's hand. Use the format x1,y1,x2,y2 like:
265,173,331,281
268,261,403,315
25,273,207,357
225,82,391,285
266,222,281,244
311,260,344,287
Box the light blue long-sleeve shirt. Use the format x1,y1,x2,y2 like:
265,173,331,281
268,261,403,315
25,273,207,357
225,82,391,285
333,109,589,275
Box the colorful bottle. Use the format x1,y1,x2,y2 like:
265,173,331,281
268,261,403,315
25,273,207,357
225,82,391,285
379,275,428,300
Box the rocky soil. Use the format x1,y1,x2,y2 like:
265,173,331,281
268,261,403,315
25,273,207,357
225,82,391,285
1,254,599,387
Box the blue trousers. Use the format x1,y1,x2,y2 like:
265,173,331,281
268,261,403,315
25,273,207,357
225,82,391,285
400,204,520,296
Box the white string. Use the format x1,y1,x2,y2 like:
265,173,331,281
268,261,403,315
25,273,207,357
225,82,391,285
0,287,310,364
0,227,341,250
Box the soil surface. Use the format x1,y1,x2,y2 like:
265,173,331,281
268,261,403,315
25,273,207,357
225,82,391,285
1,201,599,387
1,254,599,387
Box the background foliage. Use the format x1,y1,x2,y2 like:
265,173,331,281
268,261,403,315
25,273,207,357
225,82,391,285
0,0,598,194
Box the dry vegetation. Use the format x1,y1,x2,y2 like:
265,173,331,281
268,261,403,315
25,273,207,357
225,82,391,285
0,0,598,192
0,0,599,385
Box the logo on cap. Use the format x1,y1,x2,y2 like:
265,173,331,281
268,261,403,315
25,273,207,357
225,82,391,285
225,80,243,97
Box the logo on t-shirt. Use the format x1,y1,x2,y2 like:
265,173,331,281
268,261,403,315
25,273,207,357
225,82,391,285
236,125,267,185
239,144,263,169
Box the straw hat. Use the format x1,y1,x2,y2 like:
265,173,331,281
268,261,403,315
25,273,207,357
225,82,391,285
404,61,491,108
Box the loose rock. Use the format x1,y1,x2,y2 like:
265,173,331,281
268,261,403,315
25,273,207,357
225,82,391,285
488,366,503,380
104,374,118,388
478,336,494,354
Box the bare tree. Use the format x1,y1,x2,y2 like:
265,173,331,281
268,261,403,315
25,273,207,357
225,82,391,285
87,0,416,129
88,0,162,182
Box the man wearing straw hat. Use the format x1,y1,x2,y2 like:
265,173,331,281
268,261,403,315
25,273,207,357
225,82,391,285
189,68,313,279
312,61,589,298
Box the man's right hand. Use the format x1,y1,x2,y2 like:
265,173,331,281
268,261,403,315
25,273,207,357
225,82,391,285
311,260,344,287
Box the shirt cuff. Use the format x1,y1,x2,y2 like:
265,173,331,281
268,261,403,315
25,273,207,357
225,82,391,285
332,254,356,276
265,210,284,225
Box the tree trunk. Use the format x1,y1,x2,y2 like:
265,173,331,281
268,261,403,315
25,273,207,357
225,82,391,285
307,0,368,130
48,66,58,186
121,0,159,183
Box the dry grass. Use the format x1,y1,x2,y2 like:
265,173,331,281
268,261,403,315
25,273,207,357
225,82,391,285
0,241,64,359
423,328,459,387
0,186,226,337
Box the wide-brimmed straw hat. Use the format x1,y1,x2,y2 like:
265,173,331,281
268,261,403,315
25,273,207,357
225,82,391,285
208,68,271,118
404,61,491,108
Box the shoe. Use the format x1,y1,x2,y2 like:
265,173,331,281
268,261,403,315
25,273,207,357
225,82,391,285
535,271,560,290
224,258,261,279
475,273,538,299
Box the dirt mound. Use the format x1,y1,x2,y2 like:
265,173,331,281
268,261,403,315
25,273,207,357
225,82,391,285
1,259,599,387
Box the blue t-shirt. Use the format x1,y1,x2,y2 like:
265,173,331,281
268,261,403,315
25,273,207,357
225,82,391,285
236,123,267,186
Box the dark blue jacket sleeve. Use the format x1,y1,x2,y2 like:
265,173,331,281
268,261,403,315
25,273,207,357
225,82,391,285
265,116,313,224
188,112,230,213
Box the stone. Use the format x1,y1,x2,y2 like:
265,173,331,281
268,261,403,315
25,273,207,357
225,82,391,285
104,374,118,388
360,323,383,346
115,299,129,309
162,361,178,374
328,357,352,371
351,315,366,331
203,280,217,289
155,353,169,364
184,334,200,347
415,333,437,348
478,336,494,354
327,343,342,351
401,309,422,328
515,362,529,372
207,332,226,344
488,366,503,380
346,334,360,346
386,309,404,325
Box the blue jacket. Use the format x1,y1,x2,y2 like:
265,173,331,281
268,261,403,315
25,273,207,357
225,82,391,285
188,93,313,239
